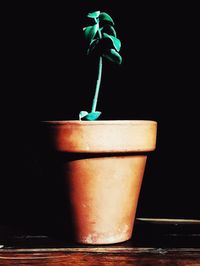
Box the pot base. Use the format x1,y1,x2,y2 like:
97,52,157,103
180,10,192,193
77,229,132,245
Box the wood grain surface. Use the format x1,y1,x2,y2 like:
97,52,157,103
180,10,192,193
0,218,200,265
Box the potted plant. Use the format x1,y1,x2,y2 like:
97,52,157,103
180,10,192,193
41,11,157,244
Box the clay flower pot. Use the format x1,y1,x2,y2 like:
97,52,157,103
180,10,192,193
41,120,157,244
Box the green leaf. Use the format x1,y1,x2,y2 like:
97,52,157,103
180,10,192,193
79,111,88,120
102,33,121,51
79,111,101,121
99,12,114,25
87,39,100,55
101,25,117,37
87,11,100,19
103,49,122,64
85,111,101,121
84,24,99,44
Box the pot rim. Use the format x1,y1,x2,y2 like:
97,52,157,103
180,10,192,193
41,120,157,152
41,120,157,126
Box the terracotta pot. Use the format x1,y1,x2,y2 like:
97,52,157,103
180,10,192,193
41,120,157,244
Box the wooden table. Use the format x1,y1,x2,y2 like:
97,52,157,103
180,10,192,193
0,218,200,265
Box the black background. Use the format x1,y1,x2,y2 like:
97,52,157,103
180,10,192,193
1,1,199,234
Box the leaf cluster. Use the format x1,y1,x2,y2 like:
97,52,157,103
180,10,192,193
83,11,122,64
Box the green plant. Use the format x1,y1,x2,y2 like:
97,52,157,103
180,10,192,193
79,11,122,121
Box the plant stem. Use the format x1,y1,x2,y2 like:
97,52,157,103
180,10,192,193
91,55,102,112
91,17,103,113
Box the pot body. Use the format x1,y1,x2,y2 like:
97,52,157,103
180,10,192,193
41,120,157,244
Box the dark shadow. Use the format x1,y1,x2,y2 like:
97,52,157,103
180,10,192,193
32,124,76,241
0,122,76,243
